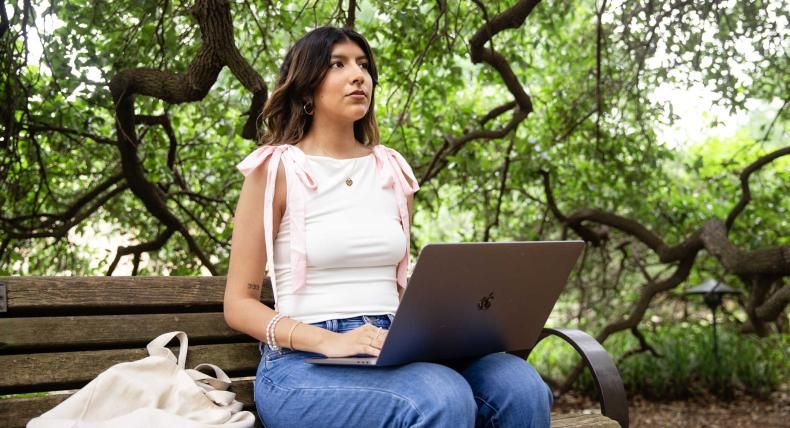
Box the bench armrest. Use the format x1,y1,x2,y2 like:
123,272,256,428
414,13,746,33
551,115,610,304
533,328,629,428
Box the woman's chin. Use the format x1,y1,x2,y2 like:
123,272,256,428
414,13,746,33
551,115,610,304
320,106,368,123
343,110,369,122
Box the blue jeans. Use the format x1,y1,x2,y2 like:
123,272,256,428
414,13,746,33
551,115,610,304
254,315,553,428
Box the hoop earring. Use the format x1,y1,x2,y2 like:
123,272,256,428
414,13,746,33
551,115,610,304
303,102,314,116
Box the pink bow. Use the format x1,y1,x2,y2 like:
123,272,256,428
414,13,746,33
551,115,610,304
372,145,420,290
236,144,318,303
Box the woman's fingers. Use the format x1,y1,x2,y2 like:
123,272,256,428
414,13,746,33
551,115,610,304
356,324,388,355
366,345,381,356
368,328,384,355
370,329,387,350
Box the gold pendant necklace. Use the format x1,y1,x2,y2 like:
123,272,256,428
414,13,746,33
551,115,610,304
345,157,360,187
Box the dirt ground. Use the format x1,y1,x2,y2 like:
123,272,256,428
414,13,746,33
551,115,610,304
553,389,789,427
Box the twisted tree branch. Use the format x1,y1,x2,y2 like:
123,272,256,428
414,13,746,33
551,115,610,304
755,282,789,322
344,0,357,29
616,326,662,365
420,0,540,184
26,121,118,146
0,2,9,38
543,146,790,389
483,137,516,241
1,174,126,237
725,145,790,231
468,0,537,111
136,114,187,189
108,0,268,275
107,227,176,275
701,219,790,276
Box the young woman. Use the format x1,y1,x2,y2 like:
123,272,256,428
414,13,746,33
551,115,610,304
224,26,553,427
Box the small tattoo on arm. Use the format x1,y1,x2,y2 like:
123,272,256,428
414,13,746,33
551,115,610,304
247,283,261,291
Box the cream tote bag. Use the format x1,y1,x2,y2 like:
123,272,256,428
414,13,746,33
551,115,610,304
28,331,256,428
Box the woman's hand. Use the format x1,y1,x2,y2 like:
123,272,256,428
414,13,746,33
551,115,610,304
319,323,388,358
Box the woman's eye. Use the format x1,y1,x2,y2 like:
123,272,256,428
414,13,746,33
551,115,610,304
330,62,343,69
360,63,369,70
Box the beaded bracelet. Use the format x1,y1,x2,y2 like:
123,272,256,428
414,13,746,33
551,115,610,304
266,313,285,351
268,314,283,350
265,315,274,349
272,314,285,350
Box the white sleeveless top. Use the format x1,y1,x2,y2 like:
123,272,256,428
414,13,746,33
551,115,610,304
272,154,404,323
237,144,420,323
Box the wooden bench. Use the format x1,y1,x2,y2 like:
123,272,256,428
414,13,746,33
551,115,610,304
0,277,628,427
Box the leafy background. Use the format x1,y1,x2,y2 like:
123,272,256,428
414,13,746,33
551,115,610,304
1,0,787,397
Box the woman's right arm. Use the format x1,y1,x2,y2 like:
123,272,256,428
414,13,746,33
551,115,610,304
223,158,385,356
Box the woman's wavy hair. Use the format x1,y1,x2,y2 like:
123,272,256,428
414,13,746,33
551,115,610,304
258,27,380,147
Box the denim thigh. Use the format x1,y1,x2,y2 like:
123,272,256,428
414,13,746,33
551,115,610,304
254,315,476,428
460,353,553,428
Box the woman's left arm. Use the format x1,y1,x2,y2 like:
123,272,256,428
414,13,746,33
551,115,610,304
399,193,414,301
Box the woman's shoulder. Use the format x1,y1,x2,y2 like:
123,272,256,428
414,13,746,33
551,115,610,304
372,144,412,165
371,143,398,155
236,144,296,177
235,146,288,201
372,144,419,194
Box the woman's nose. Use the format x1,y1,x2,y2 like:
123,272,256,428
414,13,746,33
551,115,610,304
350,67,365,85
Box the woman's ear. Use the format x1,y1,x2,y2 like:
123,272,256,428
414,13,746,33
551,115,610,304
303,97,315,116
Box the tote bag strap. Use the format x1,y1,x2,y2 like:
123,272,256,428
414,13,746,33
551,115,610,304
146,331,189,369
146,333,240,408
187,364,238,407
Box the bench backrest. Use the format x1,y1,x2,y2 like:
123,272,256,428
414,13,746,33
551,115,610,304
0,276,270,427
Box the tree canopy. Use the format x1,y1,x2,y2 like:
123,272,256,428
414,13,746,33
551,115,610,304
1,0,788,373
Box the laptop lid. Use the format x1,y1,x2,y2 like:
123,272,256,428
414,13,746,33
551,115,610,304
374,241,584,366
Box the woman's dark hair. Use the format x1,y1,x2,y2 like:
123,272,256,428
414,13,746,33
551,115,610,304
259,26,380,147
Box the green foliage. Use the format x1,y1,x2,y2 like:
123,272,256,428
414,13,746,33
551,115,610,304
2,0,786,276
529,323,789,399
0,1,787,398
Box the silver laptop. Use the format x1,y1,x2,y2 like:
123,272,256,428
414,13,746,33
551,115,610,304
305,241,584,367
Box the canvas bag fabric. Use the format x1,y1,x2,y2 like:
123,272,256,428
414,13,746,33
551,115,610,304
28,331,256,428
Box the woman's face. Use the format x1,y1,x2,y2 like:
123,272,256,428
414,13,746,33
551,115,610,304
311,40,373,124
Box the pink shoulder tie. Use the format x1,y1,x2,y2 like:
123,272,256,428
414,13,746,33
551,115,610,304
236,145,318,305
372,145,420,290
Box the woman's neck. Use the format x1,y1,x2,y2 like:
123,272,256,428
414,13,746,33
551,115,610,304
298,115,366,159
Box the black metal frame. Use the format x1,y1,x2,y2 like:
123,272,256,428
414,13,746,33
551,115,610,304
527,328,629,428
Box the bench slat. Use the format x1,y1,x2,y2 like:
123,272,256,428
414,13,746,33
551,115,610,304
551,413,621,427
0,394,70,428
0,343,259,393
1,276,273,313
0,313,249,353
